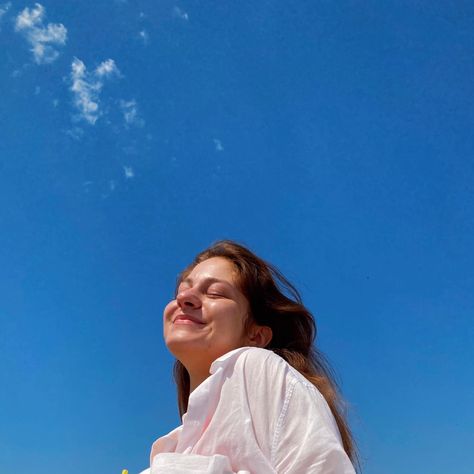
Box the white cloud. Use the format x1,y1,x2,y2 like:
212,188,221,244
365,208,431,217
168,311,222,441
15,3,67,64
120,99,144,127
70,58,99,124
65,126,84,140
173,6,189,21
16,3,43,29
70,57,121,125
95,58,120,78
11,64,31,78
123,166,134,179
82,181,93,193
138,29,148,45
0,2,11,24
213,138,224,152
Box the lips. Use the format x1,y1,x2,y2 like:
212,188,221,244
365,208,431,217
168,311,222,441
173,313,205,325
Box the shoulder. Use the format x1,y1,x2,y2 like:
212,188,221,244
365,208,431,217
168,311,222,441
222,348,339,431
211,346,310,403
211,347,333,416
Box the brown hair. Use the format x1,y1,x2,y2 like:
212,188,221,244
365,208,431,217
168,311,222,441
173,240,359,468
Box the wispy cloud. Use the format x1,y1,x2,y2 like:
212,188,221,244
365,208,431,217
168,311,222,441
138,29,148,45
0,2,11,25
173,6,189,21
123,166,134,179
95,58,120,78
11,63,32,78
213,138,224,152
15,3,67,64
120,99,144,127
65,126,84,140
70,57,120,125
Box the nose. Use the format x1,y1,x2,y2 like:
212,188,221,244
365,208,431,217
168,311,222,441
176,287,201,309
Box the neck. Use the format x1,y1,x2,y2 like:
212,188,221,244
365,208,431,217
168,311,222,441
189,368,211,393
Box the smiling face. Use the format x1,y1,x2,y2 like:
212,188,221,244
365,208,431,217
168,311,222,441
163,257,252,376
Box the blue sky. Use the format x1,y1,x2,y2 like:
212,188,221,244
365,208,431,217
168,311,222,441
1,1,473,473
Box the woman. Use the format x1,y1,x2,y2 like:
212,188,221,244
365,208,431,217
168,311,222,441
142,240,358,474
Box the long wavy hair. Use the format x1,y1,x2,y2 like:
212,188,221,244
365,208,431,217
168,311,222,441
172,240,358,468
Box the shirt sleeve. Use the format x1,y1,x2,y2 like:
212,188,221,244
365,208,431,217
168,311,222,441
149,452,250,474
271,376,356,474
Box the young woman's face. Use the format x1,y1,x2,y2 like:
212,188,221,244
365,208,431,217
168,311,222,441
163,257,251,369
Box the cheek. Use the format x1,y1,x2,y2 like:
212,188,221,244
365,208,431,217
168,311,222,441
163,300,176,324
214,305,247,334
163,302,176,340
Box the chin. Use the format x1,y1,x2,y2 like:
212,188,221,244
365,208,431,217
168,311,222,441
165,335,205,357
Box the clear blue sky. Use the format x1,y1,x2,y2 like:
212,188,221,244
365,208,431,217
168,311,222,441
1,1,473,473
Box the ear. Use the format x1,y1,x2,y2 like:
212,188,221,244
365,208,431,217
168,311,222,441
247,324,273,348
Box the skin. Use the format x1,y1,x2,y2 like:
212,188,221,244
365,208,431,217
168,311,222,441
163,257,272,392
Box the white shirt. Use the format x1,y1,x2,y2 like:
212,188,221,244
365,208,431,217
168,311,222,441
141,347,355,474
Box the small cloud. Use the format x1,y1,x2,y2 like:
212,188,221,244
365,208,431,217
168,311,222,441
11,64,31,78
52,98,59,107
120,99,144,127
82,181,93,193
122,144,138,155
109,180,116,191
0,2,11,25
70,57,121,125
213,138,224,152
15,3,67,64
34,85,40,95
138,29,148,45
95,58,120,78
173,6,189,21
65,126,84,140
123,166,134,179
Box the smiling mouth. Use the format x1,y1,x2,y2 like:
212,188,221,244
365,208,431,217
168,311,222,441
173,314,205,325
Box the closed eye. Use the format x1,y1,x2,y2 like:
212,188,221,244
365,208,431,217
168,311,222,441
206,283,230,298
207,292,225,298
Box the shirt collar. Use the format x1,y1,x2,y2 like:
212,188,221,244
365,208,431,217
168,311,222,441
209,346,252,374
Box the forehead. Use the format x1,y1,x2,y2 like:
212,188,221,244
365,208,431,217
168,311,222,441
184,257,238,284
